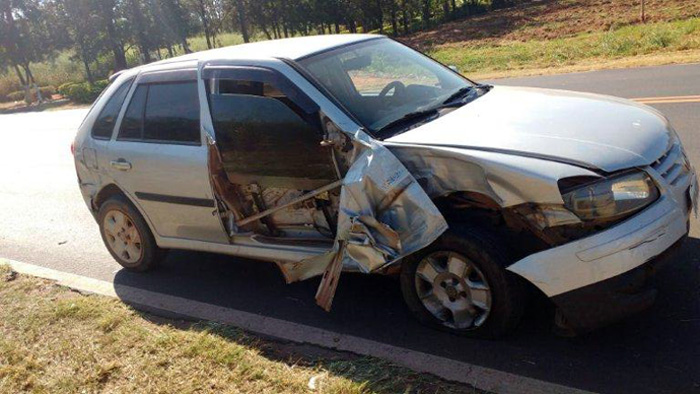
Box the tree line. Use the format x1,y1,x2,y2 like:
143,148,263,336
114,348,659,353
0,0,515,90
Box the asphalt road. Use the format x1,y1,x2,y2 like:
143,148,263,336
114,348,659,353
1,63,699,394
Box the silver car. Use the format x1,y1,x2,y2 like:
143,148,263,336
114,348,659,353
73,34,698,338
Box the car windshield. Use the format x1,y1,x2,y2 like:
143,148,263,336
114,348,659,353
298,38,473,137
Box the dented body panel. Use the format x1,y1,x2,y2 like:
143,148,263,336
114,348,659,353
509,172,695,298
277,132,448,283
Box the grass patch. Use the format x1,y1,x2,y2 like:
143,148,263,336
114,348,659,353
429,17,700,78
0,264,477,393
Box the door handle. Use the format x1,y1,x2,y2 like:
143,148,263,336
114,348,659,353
110,159,132,171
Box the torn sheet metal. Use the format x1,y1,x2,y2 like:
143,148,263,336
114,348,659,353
386,145,502,202
278,130,448,286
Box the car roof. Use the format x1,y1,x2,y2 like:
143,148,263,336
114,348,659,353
109,34,382,83
155,34,379,65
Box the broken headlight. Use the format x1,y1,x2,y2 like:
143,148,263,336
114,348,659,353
562,171,659,221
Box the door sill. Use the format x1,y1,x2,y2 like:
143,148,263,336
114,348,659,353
250,234,334,248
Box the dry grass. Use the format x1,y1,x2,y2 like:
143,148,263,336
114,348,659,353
0,264,477,394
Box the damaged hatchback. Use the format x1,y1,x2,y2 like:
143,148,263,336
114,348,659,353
74,35,698,338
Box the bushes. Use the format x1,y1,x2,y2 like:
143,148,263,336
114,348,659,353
3,85,56,102
59,80,109,104
5,90,26,102
57,82,74,96
40,85,56,98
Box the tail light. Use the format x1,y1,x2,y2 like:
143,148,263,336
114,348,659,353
71,141,75,156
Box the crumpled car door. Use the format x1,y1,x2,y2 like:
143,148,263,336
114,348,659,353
278,129,449,310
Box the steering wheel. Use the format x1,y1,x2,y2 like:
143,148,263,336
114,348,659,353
378,81,407,104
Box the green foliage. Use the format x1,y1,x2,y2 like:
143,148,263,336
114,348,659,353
62,80,109,104
5,91,26,102
4,86,57,103
57,82,74,96
40,85,56,98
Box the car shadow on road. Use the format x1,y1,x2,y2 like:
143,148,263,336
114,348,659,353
113,237,700,394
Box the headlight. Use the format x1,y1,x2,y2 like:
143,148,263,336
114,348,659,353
562,171,659,221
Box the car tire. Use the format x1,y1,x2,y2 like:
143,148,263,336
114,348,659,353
400,225,527,338
97,195,165,272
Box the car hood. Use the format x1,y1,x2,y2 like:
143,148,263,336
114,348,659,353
386,86,673,172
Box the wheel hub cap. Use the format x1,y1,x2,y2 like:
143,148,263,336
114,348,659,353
103,210,143,264
414,251,492,329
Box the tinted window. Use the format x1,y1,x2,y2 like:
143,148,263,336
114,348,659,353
92,78,134,139
144,82,200,144
118,85,147,140
209,79,336,184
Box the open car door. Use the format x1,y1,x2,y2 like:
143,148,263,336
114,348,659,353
200,62,448,310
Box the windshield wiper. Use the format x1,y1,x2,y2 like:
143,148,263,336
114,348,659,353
442,86,474,105
442,84,493,106
376,109,439,137
376,84,493,138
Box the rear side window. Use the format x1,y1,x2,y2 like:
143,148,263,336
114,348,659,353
118,85,148,140
117,81,201,145
144,82,200,143
91,78,134,139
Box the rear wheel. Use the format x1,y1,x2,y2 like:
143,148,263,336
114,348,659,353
98,195,165,272
400,225,526,338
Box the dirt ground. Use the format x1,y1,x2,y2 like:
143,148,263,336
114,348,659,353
402,0,700,49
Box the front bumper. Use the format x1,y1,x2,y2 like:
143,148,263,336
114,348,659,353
551,234,686,332
507,167,696,331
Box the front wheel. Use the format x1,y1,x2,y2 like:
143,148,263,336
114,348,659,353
400,225,527,338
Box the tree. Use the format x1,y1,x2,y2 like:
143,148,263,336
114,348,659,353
57,0,104,84
233,0,249,42
124,0,154,62
422,0,432,28
491,0,514,10
0,0,53,86
93,0,128,71
186,0,219,49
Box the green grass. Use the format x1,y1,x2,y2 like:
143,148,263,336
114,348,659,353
430,17,700,76
0,264,476,393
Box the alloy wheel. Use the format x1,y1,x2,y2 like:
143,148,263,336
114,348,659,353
414,251,492,329
103,210,143,264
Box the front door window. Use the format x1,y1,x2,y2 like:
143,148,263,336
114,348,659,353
207,75,337,190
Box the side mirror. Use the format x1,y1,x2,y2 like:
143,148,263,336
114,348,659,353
448,65,459,73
